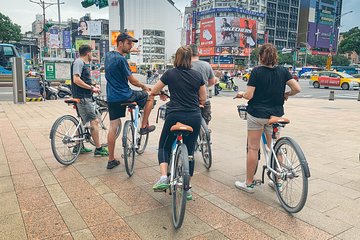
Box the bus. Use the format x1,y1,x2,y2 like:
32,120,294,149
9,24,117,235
331,66,358,75
0,43,20,71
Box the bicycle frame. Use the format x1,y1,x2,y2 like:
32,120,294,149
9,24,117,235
168,137,180,190
128,105,140,149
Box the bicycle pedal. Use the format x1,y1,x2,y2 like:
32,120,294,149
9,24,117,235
254,179,262,186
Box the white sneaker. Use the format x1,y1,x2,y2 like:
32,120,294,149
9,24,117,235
268,180,283,192
235,181,255,193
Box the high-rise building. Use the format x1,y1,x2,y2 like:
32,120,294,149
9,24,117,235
184,0,267,69
265,0,301,50
109,0,182,69
298,0,343,55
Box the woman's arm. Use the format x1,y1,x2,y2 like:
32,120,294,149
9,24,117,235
150,80,166,96
284,79,301,100
198,85,207,106
236,86,255,100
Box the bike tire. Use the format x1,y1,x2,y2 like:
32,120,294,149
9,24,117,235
271,137,309,213
172,143,190,229
123,120,135,177
89,108,120,147
135,112,149,155
50,115,82,165
199,120,212,169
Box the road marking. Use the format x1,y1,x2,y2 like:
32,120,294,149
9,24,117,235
0,92,12,95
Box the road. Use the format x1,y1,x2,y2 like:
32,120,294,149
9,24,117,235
1,75,359,101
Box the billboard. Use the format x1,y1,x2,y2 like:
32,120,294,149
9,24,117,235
199,17,257,56
78,21,102,36
111,31,135,46
308,22,337,50
49,29,59,49
62,30,71,49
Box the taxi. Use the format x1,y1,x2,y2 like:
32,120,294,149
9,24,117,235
309,71,360,90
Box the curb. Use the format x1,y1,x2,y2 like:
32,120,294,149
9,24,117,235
26,97,43,102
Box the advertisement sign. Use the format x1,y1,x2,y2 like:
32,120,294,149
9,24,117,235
78,20,102,36
308,22,337,50
200,18,216,47
49,29,59,49
62,30,71,49
198,47,215,56
215,17,240,47
239,18,257,48
75,39,96,50
45,62,55,80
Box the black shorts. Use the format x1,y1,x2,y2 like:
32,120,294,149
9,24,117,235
108,90,148,121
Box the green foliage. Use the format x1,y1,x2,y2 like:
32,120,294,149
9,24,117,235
332,55,350,66
338,27,360,55
0,12,21,43
250,47,259,63
278,53,293,65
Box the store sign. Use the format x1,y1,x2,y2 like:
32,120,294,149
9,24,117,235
198,7,265,18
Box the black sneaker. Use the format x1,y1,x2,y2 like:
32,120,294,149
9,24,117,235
140,125,156,135
107,159,120,169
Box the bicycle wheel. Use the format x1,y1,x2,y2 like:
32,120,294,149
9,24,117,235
172,143,190,229
135,111,149,155
123,120,135,176
271,137,309,213
89,108,120,147
50,115,83,165
199,121,212,169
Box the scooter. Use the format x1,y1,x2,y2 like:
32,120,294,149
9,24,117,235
214,77,239,94
40,79,58,100
57,84,72,98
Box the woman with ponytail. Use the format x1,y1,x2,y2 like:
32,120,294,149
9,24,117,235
234,43,301,193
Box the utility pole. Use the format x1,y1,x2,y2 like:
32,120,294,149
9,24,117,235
119,0,125,32
29,0,63,57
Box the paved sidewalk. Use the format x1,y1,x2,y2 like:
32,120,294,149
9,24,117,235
0,96,359,240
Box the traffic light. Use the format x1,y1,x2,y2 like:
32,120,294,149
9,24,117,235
81,0,95,8
97,0,108,9
43,23,54,32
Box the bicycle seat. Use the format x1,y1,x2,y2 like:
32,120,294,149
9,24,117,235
268,117,290,125
121,102,137,108
64,98,80,105
170,122,193,133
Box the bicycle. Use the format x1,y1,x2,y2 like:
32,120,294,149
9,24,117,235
195,118,212,169
49,95,120,165
156,104,191,229
121,102,149,177
236,104,310,213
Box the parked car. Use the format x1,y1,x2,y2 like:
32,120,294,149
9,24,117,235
352,74,360,78
310,71,360,90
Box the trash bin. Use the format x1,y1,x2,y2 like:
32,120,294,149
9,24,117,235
25,77,41,98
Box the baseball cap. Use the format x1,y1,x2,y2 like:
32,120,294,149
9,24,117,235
116,32,138,43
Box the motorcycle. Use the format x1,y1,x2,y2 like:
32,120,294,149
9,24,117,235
214,77,239,95
57,84,72,98
40,79,58,100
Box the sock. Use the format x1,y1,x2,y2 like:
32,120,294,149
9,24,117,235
160,175,167,180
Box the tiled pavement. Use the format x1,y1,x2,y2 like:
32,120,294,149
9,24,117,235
0,96,359,239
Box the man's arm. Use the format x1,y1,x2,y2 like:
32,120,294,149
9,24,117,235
73,74,99,93
128,75,150,91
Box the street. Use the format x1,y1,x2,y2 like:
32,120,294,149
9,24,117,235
1,74,359,101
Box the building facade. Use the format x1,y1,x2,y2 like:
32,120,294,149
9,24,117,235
185,0,267,69
298,0,343,55
109,0,182,69
265,0,300,50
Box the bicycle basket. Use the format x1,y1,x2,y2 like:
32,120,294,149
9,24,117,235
237,104,248,120
96,96,108,108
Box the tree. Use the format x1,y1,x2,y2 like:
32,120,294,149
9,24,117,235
332,55,350,66
278,53,293,65
0,12,22,43
250,47,259,63
338,27,360,55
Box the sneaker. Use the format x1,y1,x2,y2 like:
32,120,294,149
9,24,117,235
94,147,109,157
186,189,193,201
268,180,283,192
107,159,120,169
73,146,92,154
140,125,156,135
235,181,255,193
152,177,169,191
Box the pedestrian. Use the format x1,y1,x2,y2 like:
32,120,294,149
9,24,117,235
150,46,207,201
105,32,156,169
189,44,215,125
234,43,301,193
70,44,109,157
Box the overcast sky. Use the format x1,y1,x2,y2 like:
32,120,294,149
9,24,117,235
0,0,357,33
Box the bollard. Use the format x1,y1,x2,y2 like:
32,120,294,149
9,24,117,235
358,91,360,101
329,90,334,101
12,57,26,104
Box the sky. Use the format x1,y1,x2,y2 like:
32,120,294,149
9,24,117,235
0,0,357,33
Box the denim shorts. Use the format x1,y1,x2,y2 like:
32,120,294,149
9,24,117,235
247,113,274,135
